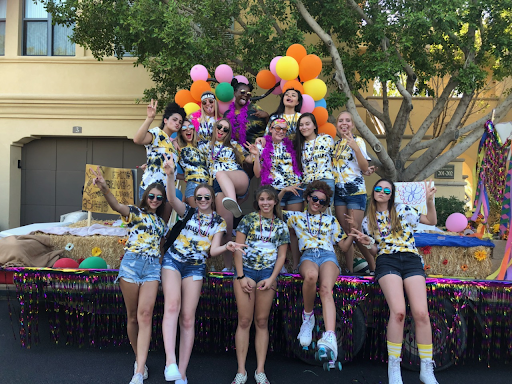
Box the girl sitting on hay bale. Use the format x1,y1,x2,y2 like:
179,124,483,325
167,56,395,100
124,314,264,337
90,166,167,384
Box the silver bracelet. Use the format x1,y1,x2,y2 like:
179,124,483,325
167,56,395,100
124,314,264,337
363,237,375,249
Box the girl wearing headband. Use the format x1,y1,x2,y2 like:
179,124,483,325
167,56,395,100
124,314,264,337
352,179,438,384
190,91,219,141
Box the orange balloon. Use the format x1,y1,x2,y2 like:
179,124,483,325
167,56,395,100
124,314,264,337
299,54,322,82
313,107,328,127
256,70,278,90
175,89,196,107
190,80,211,101
282,80,305,95
319,122,336,139
286,44,307,65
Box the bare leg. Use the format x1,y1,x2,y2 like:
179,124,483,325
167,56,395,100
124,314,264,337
318,262,339,332
378,274,406,343
119,279,140,356
285,202,303,271
300,260,319,313
254,282,276,374
161,268,182,366
134,281,159,375
404,276,432,344
233,276,256,374
215,170,249,200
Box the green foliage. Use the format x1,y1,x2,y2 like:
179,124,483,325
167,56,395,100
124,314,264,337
434,196,467,228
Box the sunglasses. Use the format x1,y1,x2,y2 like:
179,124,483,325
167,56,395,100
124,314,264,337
272,125,288,132
310,195,328,206
216,124,229,133
202,99,215,105
181,124,195,130
148,194,164,201
195,195,211,201
239,90,252,97
374,186,391,195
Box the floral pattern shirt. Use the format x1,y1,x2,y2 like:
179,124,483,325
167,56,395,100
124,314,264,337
362,204,421,258
258,142,301,190
122,205,167,258
301,134,334,183
283,210,345,253
236,212,290,270
179,144,209,184
198,140,246,179
333,136,371,196
167,205,226,265
265,112,302,140
140,127,178,190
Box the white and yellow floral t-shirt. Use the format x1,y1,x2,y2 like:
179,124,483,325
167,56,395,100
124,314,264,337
265,112,302,139
301,134,334,183
141,127,178,190
167,205,227,265
122,206,167,258
362,204,421,257
236,212,290,270
283,210,346,253
179,144,209,184
333,136,371,196
258,141,301,190
199,140,246,179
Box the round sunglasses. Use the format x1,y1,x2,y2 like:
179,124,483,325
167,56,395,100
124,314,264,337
310,195,328,206
374,186,391,195
272,125,288,132
216,124,229,133
202,99,215,105
148,193,164,201
181,124,195,130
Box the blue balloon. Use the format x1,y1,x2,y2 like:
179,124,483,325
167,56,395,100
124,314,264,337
314,99,327,109
175,188,183,201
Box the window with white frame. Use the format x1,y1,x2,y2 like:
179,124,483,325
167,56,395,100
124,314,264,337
23,0,74,56
0,0,6,56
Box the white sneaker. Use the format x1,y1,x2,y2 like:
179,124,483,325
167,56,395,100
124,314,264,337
222,197,242,218
297,311,315,348
254,370,270,384
164,363,182,381
231,371,248,384
387,356,403,384
317,331,338,360
129,373,144,384
419,358,439,384
175,378,188,384
133,361,148,380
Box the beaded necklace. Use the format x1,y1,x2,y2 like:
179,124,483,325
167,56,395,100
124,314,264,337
210,142,225,162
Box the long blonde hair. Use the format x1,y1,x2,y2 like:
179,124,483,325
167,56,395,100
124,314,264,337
199,92,218,123
177,119,198,148
366,179,402,237
209,118,244,166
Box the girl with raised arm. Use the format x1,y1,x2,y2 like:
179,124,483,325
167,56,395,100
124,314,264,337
231,186,289,384
162,157,246,384
90,167,167,384
353,179,438,384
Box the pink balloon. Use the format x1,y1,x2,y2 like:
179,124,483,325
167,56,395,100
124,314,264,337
445,213,468,232
272,85,282,95
301,94,315,113
215,64,233,83
190,64,208,81
234,75,249,84
218,100,232,114
270,56,282,76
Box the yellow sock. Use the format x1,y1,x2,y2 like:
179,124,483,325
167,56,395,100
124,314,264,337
387,340,402,358
417,343,433,360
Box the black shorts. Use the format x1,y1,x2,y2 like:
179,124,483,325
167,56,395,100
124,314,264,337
375,252,426,282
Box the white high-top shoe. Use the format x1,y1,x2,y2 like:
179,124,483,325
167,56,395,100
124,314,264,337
297,311,315,348
420,358,439,384
387,356,403,384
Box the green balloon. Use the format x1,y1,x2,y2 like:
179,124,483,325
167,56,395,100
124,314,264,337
215,82,234,102
79,256,108,269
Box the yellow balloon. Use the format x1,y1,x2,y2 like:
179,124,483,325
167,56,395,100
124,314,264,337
303,79,327,101
275,56,299,81
184,102,200,116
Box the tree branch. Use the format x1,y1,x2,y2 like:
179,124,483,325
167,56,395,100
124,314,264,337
231,58,258,76
225,29,243,36
354,91,386,122
257,0,283,36
346,0,372,25
459,92,512,135
235,16,247,31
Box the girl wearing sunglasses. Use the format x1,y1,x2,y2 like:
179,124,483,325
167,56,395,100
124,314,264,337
190,91,219,141
332,111,376,275
231,186,289,384
176,119,209,207
90,167,167,384
353,179,438,384
283,180,355,362
162,157,246,384
199,118,258,271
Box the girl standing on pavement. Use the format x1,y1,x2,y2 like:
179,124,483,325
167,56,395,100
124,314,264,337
162,157,246,384
231,186,289,384
352,179,439,384
90,167,167,384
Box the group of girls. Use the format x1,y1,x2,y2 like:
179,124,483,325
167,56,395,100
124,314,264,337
96,82,440,384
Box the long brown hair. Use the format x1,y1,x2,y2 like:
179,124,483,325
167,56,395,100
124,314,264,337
252,185,283,220
177,119,198,148
366,179,402,236
209,118,244,166
295,113,318,173
139,183,166,218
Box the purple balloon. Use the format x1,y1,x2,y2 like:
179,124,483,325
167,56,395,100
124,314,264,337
445,213,468,233
270,56,282,77
215,64,233,83
234,75,249,84
301,94,315,113
190,64,208,81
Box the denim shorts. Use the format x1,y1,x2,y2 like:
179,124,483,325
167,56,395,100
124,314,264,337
303,178,335,206
116,252,161,285
278,188,304,207
299,248,341,274
213,171,251,199
236,266,274,284
375,252,426,282
162,255,206,280
334,189,367,210
185,181,200,199
139,186,145,201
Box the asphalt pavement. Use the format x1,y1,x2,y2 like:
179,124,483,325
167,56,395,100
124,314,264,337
0,296,510,384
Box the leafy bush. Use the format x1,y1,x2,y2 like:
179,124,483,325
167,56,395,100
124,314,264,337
435,196,467,228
